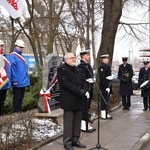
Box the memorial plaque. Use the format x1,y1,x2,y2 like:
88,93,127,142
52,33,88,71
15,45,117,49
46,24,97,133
37,54,63,112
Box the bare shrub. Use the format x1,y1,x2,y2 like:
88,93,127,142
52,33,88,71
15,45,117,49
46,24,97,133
0,109,37,150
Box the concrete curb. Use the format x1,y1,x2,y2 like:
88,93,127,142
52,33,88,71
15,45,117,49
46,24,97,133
131,131,150,150
27,133,63,150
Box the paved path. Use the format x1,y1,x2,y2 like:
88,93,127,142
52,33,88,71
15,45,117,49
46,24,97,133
38,94,150,150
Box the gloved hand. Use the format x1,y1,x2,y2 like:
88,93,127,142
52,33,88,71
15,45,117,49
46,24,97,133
85,91,90,99
86,78,96,83
106,88,110,93
106,76,113,80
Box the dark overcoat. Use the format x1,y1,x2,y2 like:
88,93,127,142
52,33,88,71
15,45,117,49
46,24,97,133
138,67,150,97
57,63,85,110
78,59,94,97
118,63,133,96
98,62,113,94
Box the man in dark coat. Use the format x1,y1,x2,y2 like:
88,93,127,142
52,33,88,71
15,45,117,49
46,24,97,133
57,53,88,150
118,57,133,110
138,60,150,111
78,50,96,132
98,54,113,119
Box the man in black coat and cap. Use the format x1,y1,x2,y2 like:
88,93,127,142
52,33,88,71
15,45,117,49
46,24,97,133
98,54,113,119
78,49,96,132
57,53,88,150
118,56,133,110
138,60,150,111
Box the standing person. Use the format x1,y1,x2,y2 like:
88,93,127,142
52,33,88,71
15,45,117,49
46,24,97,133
78,50,96,132
98,54,113,120
9,39,30,113
0,40,11,116
118,56,133,110
138,60,150,111
57,53,88,150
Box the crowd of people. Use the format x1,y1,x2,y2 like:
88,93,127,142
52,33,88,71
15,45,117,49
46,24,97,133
1,39,150,150
0,39,30,116
57,51,150,150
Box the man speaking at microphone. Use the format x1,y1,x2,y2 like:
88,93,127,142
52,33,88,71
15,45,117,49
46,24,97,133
98,54,113,120
78,49,96,132
57,53,88,150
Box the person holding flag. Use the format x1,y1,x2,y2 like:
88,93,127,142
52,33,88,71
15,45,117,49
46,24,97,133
0,40,11,116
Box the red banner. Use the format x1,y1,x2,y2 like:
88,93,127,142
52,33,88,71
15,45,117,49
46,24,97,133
0,0,23,19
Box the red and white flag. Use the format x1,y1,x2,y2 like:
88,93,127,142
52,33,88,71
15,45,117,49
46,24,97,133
0,67,9,89
0,0,24,19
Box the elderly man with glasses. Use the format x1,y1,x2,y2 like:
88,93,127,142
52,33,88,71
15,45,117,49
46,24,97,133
57,53,88,150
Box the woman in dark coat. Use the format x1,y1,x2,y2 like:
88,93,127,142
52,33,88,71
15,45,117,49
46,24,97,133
138,61,150,111
118,57,133,110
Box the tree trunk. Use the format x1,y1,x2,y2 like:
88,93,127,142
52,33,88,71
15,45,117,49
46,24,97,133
95,0,123,68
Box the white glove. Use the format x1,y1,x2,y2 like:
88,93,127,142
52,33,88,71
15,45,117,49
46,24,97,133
106,76,113,80
106,88,110,93
86,78,96,83
85,91,90,99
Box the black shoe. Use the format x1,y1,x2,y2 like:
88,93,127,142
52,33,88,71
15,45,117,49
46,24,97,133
126,107,130,110
64,145,74,150
122,107,126,110
88,127,96,132
107,116,113,120
143,108,147,111
72,142,86,148
83,127,96,133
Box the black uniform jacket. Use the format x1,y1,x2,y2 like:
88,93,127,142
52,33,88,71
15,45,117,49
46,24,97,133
78,59,94,97
138,67,150,97
98,62,113,94
118,63,133,96
57,63,86,110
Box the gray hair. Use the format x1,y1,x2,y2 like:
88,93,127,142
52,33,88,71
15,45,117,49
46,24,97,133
64,53,74,61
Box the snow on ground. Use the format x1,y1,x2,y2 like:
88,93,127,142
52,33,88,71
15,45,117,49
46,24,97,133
1,118,63,143
32,118,63,141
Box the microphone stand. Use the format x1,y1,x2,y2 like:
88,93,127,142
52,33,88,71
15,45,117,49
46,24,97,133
85,66,108,150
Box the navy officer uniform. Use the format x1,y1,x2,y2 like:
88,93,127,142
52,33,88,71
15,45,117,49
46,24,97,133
118,57,133,110
78,50,96,132
98,54,113,120
138,60,150,111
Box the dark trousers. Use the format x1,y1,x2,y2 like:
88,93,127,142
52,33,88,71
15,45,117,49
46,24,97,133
143,97,150,110
122,95,131,108
13,87,25,113
101,93,108,110
82,97,91,122
0,89,7,116
63,110,82,147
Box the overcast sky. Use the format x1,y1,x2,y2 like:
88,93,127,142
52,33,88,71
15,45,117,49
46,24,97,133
113,1,149,63
1,1,149,65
